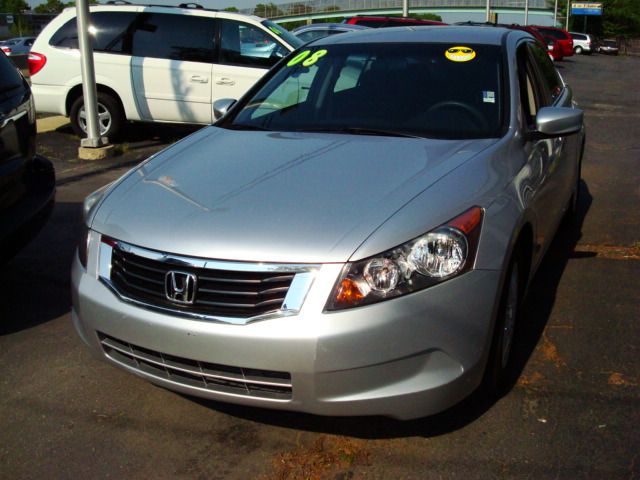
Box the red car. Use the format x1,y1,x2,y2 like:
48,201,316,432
344,16,446,27
530,26,573,57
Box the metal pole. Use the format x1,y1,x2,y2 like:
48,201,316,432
554,0,558,24
565,0,570,30
524,0,529,25
402,0,408,17
486,0,490,22
76,0,107,147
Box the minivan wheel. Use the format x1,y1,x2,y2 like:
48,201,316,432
70,92,124,139
483,255,522,396
574,45,583,54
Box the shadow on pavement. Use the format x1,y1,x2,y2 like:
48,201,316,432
0,202,82,335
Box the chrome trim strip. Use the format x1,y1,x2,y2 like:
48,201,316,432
98,237,320,325
116,240,318,273
101,338,291,388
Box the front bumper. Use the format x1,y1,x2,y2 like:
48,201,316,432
72,251,502,420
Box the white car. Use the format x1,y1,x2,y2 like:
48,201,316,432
570,32,596,54
28,4,303,139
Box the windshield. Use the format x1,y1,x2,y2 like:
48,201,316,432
224,43,505,140
261,20,305,50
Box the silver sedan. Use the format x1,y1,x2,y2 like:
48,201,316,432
73,27,584,420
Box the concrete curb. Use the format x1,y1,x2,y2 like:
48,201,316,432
37,116,70,133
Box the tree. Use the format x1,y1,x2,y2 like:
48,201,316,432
34,0,71,14
253,3,282,18
223,6,239,12
1,0,31,36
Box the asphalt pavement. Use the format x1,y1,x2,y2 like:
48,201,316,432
1,53,638,479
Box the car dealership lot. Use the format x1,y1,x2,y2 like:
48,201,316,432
1,53,638,479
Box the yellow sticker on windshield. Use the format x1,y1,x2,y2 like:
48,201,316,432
445,46,476,62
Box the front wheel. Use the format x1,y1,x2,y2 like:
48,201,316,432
574,45,584,54
483,255,522,395
70,92,124,140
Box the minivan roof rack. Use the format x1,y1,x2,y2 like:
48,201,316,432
178,2,204,8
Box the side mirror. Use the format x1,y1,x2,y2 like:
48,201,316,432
213,98,236,120
535,106,583,136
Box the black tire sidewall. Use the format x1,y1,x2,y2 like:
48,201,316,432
69,92,123,139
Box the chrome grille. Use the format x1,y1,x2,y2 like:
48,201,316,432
109,245,296,318
99,333,292,400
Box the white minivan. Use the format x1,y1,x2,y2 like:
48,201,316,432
29,4,303,138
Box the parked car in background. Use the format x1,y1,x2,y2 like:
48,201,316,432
455,21,563,60
598,39,619,55
72,27,584,420
530,25,573,56
543,36,564,61
0,37,35,56
0,51,55,263
344,15,446,27
570,32,596,54
28,4,304,139
293,23,369,43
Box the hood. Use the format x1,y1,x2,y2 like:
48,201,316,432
92,127,494,263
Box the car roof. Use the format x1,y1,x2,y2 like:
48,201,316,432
311,25,516,46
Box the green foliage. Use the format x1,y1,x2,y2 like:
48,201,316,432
33,0,71,14
562,0,640,37
253,2,283,18
0,0,29,14
223,6,239,12
409,13,443,22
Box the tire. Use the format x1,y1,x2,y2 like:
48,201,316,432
483,254,522,396
70,92,124,140
574,45,583,54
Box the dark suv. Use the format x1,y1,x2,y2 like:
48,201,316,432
0,51,55,262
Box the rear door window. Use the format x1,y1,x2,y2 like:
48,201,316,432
131,13,215,62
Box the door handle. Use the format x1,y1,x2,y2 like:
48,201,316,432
215,77,236,86
190,75,209,84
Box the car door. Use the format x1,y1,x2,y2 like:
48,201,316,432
213,19,289,106
517,41,572,256
130,12,216,124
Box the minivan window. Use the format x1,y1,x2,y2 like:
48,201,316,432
49,11,216,62
131,13,215,62
220,19,288,68
50,12,137,52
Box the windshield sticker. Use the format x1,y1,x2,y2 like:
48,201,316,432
483,91,496,103
445,46,476,62
287,49,328,68
268,26,282,36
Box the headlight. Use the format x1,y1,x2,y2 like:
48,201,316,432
326,207,483,311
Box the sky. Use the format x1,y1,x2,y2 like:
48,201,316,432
27,0,260,10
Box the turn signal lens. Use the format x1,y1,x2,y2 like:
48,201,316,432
334,278,366,305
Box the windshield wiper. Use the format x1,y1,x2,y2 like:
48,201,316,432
299,127,422,138
226,123,272,131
